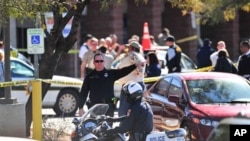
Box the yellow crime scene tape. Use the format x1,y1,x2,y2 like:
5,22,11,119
176,35,198,44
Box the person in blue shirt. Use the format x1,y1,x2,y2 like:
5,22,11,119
145,52,161,77
0,51,4,98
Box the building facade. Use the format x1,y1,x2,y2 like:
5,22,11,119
7,1,250,77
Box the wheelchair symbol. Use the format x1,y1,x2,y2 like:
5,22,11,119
31,35,40,44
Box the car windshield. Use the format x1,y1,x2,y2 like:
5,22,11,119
186,78,250,104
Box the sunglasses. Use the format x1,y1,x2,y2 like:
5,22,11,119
94,60,104,63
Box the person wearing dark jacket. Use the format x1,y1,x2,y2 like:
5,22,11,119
214,49,237,73
78,53,142,117
145,52,161,77
96,81,153,141
165,36,182,73
237,40,250,79
196,38,215,68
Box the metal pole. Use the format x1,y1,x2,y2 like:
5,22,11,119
34,13,41,79
0,17,17,104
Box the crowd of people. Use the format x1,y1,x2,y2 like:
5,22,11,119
77,29,181,140
196,38,250,80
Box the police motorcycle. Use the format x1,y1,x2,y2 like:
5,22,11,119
71,103,187,141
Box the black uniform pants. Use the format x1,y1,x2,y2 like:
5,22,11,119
129,132,147,141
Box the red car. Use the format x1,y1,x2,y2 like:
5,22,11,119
144,72,250,141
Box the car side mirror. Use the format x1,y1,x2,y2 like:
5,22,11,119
168,95,180,105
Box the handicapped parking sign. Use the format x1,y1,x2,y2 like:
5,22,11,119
27,28,44,54
31,35,40,44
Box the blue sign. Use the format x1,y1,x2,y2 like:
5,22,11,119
31,35,40,44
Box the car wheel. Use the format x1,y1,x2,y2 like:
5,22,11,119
53,89,79,116
181,122,192,141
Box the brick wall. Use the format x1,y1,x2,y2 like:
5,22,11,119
162,2,198,62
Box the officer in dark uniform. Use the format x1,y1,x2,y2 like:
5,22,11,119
78,53,141,117
165,36,182,73
98,81,153,141
237,40,250,80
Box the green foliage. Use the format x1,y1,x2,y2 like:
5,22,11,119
2,0,249,25
169,0,250,24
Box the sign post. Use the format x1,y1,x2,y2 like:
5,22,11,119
27,28,44,78
27,28,44,54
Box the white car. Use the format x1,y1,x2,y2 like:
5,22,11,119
10,57,83,116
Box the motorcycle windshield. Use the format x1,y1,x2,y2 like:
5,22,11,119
81,104,109,120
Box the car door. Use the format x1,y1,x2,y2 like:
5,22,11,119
161,77,185,129
146,76,184,130
146,77,171,130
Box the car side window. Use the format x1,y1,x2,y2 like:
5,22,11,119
153,77,172,96
11,61,34,77
168,78,182,98
181,54,197,70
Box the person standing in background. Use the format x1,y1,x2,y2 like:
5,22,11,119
237,40,250,80
78,34,92,63
98,46,114,69
158,27,172,46
196,38,215,68
145,52,161,77
80,37,99,79
165,36,182,73
213,49,237,73
210,41,227,67
0,52,5,98
117,41,146,117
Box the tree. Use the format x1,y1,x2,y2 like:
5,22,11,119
0,0,250,137
170,0,250,24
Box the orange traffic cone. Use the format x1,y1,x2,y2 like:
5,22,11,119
141,22,151,51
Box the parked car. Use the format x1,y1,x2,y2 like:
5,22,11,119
206,115,250,141
154,49,197,74
10,57,82,116
144,72,250,141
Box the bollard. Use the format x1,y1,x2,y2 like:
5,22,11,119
32,80,42,140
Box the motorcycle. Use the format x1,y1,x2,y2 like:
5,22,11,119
71,104,187,141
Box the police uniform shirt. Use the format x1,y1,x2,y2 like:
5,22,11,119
78,64,136,108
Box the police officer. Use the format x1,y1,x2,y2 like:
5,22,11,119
97,81,153,141
78,53,142,117
117,41,146,117
165,36,182,73
237,40,250,80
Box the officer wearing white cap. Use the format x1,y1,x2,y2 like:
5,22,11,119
117,41,146,116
